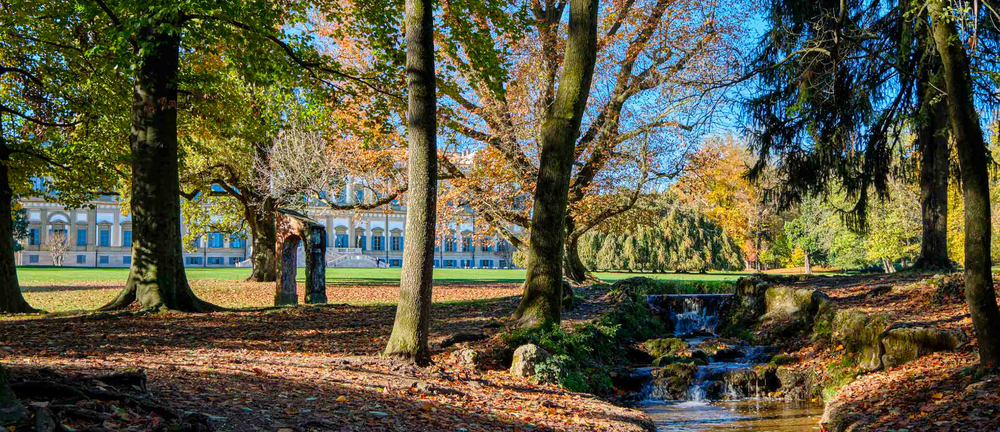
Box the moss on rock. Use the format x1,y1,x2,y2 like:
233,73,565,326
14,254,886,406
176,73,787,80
831,309,887,371
644,338,688,358
880,325,968,369
649,363,698,400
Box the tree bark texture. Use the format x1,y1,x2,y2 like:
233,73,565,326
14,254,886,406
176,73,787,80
914,28,951,269
101,27,218,312
929,0,1000,367
247,198,277,282
0,365,25,426
803,251,812,275
562,218,588,283
384,0,437,365
514,0,599,328
0,142,37,313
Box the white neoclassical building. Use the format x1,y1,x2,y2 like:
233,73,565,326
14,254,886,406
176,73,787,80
15,194,515,269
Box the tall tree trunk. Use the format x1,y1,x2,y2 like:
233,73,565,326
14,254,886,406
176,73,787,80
914,27,951,270
101,26,218,312
562,220,588,283
0,141,36,313
384,0,437,365
803,251,812,275
513,0,599,328
929,0,1000,367
247,198,277,282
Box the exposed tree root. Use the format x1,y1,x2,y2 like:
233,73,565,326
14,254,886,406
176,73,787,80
2,368,213,432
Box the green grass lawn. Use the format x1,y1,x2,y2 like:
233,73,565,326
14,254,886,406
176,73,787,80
15,266,752,286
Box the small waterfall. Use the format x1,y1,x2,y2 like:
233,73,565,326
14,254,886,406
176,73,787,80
647,294,732,336
643,293,775,404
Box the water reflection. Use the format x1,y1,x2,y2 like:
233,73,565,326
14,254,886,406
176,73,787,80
645,400,824,432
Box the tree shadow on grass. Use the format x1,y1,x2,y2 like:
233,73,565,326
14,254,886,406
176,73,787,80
20,284,122,293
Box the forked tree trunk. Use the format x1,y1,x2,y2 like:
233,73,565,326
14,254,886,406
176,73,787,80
247,198,277,282
562,221,588,283
929,0,1000,367
0,142,37,314
384,0,437,365
914,28,951,270
514,0,598,328
100,26,219,312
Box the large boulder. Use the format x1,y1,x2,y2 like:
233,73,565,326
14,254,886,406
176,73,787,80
880,325,968,368
648,363,698,400
509,344,550,378
821,399,872,432
764,287,833,323
831,309,888,371
721,368,761,399
772,366,818,400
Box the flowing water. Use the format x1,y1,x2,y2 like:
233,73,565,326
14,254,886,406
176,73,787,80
641,295,824,432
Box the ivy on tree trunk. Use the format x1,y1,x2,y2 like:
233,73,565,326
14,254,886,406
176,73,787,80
514,0,599,328
384,0,437,365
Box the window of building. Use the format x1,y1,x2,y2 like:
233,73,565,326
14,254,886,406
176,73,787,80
358,235,367,251
207,233,223,248
354,189,363,203
186,256,202,265
444,259,456,268
390,236,402,251
481,240,492,252
77,255,87,264
29,255,39,263
229,257,242,265
29,228,40,245
497,240,510,252
445,237,456,252
191,236,200,249
123,230,132,247
335,234,349,248
99,255,109,264
480,259,493,268
372,235,384,251
461,238,472,252
123,256,131,265
207,257,223,265
77,229,87,246
230,236,245,249
499,260,508,268
389,259,402,267
434,260,440,268
99,229,110,247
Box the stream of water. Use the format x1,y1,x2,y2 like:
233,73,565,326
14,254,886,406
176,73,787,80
641,295,824,432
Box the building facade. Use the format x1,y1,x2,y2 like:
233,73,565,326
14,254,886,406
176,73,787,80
15,195,515,269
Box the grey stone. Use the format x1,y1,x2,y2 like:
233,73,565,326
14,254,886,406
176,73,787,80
509,344,550,378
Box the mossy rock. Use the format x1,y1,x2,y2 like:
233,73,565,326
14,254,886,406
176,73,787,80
764,287,832,323
831,309,888,371
691,350,710,364
721,368,762,398
644,338,688,358
770,354,796,366
880,325,968,369
773,366,820,401
653,355,705,367
649,363,698,400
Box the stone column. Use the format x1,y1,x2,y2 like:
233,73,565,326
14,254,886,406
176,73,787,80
39,209,48,245
87,210,97,245
363,218,371,251
112,211,120,247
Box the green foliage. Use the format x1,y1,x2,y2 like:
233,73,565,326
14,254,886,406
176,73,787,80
501,280,671,394
581,200,742,273
643,338,688,358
